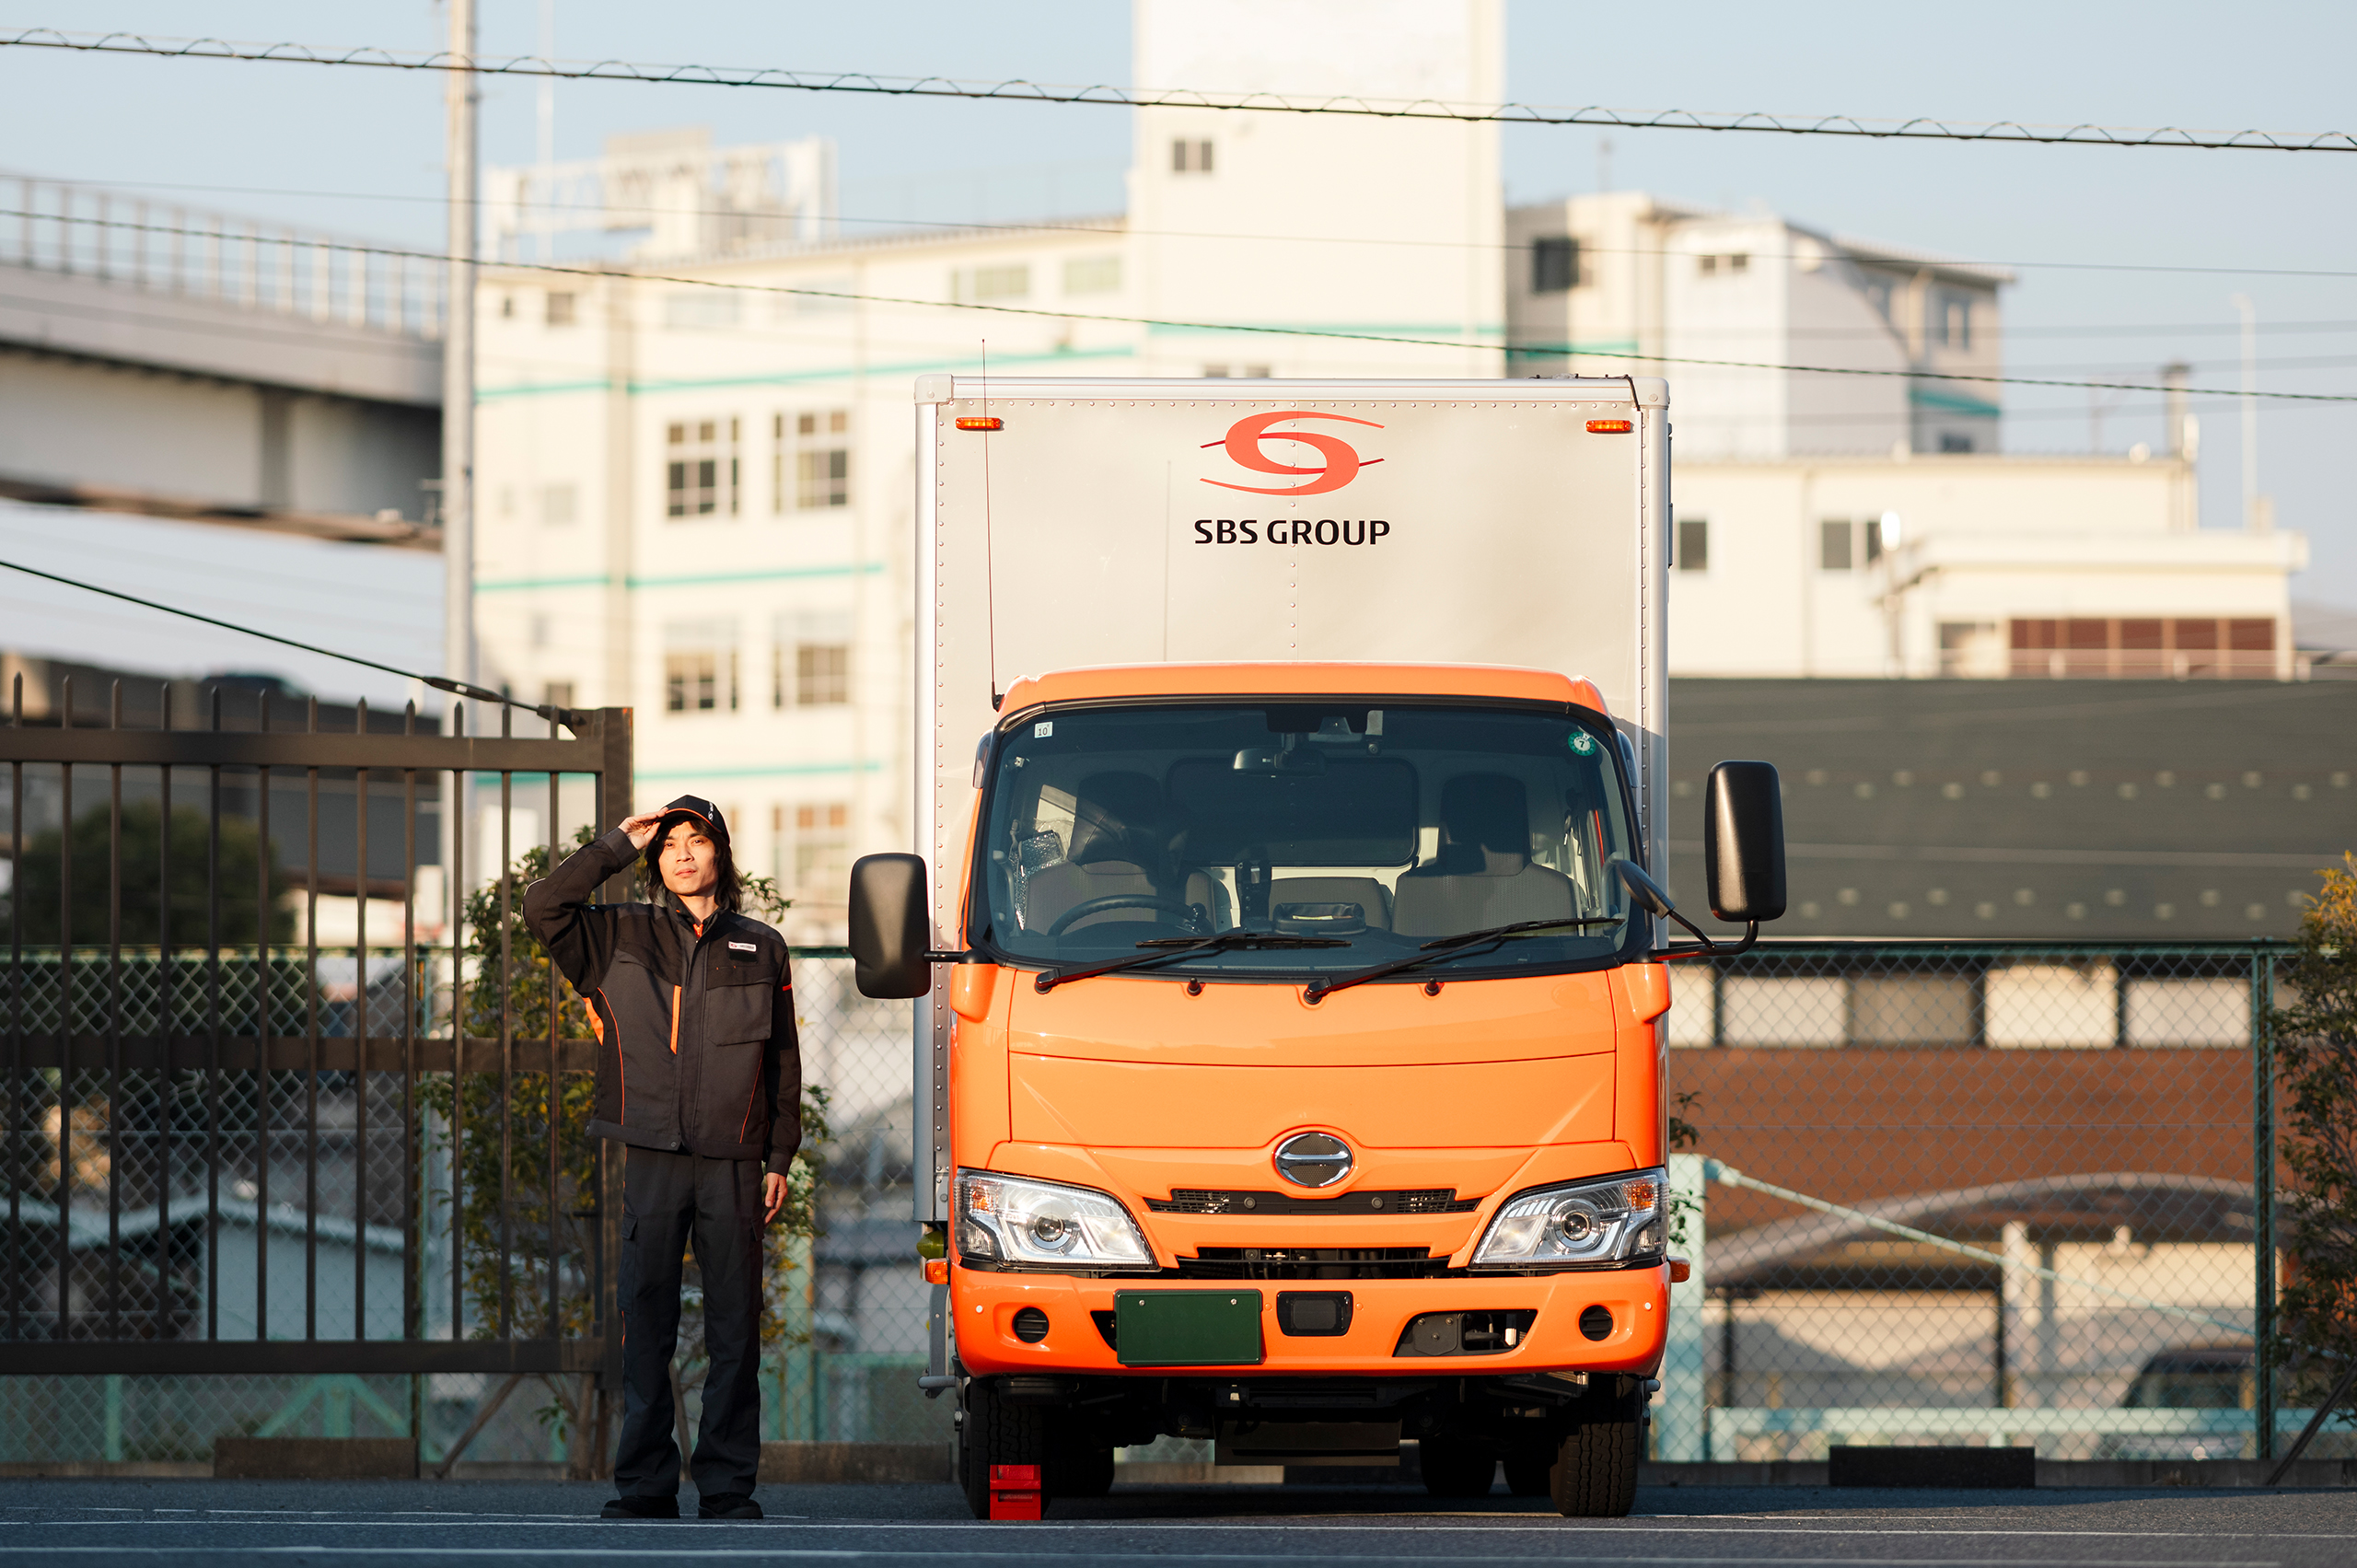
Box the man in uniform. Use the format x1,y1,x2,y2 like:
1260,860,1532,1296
525,796,801,1520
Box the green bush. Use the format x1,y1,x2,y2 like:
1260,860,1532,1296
2272,852,2357,1416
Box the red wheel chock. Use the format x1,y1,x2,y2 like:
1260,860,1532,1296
988,1463,1042,1520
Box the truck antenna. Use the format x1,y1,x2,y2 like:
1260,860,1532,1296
981,340,1001,708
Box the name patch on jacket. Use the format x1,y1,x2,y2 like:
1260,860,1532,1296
727,940,756,952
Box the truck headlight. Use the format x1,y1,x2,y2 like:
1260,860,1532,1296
954,1168,1155,1272
1469,1168,1667,1271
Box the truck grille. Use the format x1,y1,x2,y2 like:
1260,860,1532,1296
1173,1247,1447,1281
1148,1189,1478,1215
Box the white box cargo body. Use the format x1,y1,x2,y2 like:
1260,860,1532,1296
909,375,1669,1218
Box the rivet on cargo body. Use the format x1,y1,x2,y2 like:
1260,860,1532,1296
1187,980,1204,996
1423,981,1443,996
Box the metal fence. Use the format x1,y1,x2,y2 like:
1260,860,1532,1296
1655,940,2305,1463
1,680,635,1469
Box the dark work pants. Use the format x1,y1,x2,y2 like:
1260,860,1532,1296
615,1146,765,1499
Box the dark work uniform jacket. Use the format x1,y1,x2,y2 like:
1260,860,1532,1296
523,828,802,1176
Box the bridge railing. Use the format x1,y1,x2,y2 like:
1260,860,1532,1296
3,172,446,341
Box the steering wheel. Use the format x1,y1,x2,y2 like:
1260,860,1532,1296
1046,895,1209,936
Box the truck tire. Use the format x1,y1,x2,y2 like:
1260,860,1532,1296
1502,1452,1553,1496
1549,1387,1640,1518
1046,1415,1117,1499
1418,1435,1498,1498
957,1378,1049,1519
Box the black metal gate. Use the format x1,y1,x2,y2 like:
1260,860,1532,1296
0,676,631,1413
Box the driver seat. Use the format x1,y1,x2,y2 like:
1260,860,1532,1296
1022,772,1170,935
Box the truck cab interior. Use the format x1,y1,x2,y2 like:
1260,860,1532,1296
981,703,1639,975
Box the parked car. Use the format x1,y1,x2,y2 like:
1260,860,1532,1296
2097,1342,2254,1460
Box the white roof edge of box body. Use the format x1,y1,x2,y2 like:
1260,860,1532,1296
924,375,1658,401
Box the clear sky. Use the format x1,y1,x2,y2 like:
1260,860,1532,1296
3,0,2352,694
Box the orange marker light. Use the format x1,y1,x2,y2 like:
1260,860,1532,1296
956,416,1004,431
923,1258,949,1285
1586,419,1633,434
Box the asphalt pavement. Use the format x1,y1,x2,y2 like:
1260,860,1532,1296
2,1479,2352,1566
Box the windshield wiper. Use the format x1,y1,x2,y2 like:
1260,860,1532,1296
1302,916,1622,1003
1033,929,1353,993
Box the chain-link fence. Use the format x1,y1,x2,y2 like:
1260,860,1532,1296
1655,940,2305,1463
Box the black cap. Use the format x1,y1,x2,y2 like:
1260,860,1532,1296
658,794,729,843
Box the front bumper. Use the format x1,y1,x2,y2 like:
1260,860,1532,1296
950,1264,1669,1378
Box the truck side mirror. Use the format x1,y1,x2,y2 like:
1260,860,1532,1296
849,853,934,999
1703,761,1787,923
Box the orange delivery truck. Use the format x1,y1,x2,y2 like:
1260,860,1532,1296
849,375,1786,1517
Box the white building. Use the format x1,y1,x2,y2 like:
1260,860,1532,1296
1504,194,2007,459
1670,451,2305,679
469,0,2305,935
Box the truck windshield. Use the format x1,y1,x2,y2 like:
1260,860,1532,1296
973,703,1640,979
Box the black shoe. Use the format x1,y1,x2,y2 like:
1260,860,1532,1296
601,1494,680,1519
698,1493,762,1521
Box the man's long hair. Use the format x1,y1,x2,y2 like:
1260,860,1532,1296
643,809,744,916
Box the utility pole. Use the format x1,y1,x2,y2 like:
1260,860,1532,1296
2230,294,2259,531
443,0,479,878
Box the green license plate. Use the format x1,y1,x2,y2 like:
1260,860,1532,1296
1113,1289,1265,1367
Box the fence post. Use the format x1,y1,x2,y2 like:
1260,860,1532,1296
2252,943,2276,1461
1659,1153,1708,1461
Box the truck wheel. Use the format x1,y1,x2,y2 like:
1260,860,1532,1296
1418,1435,1498,1498
1502,1452,1553,1496
958,1378,1049,1519
1549,1386,1640,1517
1046,1415,1116,1499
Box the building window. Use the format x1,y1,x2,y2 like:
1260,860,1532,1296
664,621,737,713
777,410,851,512
1531,236,1579,295
1171,138,1214,174
1938,432,1975,454
541,680,575,711
2009,617,2280,679
1818,519,1853,572
795,643,849,706
788,274,854,317
950,264,1030,303
1936,290,1973,348
1938,622,2003,679
1063,254,1122,295
1675,517,1708,573
1697,252,1748,277
774,611,852,707
1200,364,1271,379
665,653,718,712
499,294,516,319
1863,517,1885,565
540,482,577,527
544,291,576,327
666,418,738,518
664,291,741,330
786,802,852,905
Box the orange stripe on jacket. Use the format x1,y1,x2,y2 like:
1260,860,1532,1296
669,984,681,1055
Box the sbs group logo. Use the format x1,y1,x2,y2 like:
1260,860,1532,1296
1199,411,1385,496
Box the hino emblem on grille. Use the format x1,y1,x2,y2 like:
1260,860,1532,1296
1273,1132,1353,1189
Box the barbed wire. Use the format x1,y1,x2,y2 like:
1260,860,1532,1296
5,29,2354,154
10,205,2354,404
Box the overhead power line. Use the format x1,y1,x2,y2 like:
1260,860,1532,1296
22,170,2357,284
12,205,2354,406
5,29,2354,155
0,555,562,718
